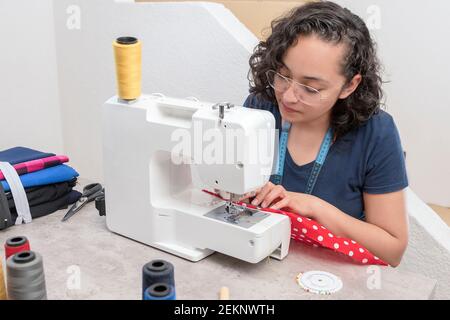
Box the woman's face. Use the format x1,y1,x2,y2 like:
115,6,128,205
274,34,360,125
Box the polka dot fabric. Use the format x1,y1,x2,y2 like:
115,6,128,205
203,190,388,266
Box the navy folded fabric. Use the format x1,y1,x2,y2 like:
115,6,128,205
10,190,82,220
0,147,54,165
6,178,77,208
1,164,79,192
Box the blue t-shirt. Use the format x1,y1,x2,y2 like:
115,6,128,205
243,94,409,220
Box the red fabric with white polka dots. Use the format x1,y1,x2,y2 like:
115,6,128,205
203,190,388,266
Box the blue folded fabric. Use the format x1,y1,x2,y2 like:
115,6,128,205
0,147,55,165
1,164,79,192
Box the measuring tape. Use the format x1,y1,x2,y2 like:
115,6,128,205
271,121,291,185
270,121,334,195
296,271,343,295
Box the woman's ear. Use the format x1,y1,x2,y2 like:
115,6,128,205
339,74,362,99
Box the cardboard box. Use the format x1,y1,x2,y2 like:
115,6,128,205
136,0,310,39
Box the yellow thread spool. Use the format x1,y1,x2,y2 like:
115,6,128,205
113,36,142,101
0,260,7,300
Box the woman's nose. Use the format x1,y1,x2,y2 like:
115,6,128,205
282,82,298,104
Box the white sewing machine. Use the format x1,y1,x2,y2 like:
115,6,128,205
102,94,291,263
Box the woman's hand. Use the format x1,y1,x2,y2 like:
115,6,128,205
245,182,322,219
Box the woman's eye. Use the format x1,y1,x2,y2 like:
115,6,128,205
304,87,317,93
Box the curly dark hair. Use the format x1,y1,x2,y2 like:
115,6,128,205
248,1,384,140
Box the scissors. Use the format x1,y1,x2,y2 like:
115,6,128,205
62,183,104,222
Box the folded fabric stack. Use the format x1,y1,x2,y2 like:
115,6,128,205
0,147,82,230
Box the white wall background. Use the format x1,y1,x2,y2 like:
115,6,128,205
0,0,63,154
334,0,450,206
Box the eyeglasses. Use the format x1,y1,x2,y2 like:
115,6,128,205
265,70,326,106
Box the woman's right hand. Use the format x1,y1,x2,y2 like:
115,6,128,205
238,188,261,203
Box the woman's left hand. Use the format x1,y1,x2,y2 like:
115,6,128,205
250,182,322,219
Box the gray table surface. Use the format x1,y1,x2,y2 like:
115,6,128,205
0,181,437,300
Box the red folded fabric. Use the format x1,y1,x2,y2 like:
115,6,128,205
203,190,388,266
0,155,69,181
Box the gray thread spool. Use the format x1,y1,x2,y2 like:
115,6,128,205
6,250,47,300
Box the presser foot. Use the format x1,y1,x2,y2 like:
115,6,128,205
224,202,261,224
205,203,270,228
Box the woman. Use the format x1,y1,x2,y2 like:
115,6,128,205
243,1,409,266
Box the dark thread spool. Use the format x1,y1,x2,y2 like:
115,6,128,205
142,260,175,299
143,283,176,300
